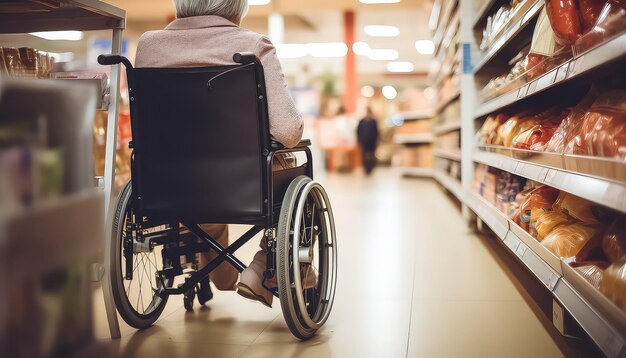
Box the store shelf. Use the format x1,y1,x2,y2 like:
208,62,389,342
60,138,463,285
508,219,562,274
395,109,432,121
465,192,510,239
1,190,104,279
398,167,434,177
434,148,461,161
502,230,561,291
433,169,463,200
393,133,434,144
553,280,626,358
473,150,626,214
475,32,626,118
433,0,459,54
0,0,125,33
434,89,460,114
473,0,498,28
473,0,543,74
433,120,461,135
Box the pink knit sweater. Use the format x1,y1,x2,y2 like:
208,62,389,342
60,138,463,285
135,15,304,148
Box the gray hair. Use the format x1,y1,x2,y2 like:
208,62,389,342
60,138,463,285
174,0,248,22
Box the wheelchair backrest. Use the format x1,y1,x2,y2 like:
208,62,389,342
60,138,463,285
127,63,270,223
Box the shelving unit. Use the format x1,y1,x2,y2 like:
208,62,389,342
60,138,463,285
437,0,626,355
0,0,126,340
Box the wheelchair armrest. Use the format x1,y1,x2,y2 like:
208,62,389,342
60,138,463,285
271,139,311,151
97,54,133,69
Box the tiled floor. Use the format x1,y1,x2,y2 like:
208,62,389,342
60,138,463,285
93,168,563,357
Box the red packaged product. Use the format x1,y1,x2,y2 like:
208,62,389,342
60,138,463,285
547,88,597,153
579,0,610,33
572,89,626,159
512,111,567,150
546,0,583,45
519,185,560,231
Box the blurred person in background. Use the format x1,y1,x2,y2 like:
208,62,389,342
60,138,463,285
135,0,306,309
357,107,379,176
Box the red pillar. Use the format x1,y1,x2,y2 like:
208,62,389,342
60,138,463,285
343,10,358,114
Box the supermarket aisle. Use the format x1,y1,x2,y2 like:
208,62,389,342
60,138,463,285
93,169,562,357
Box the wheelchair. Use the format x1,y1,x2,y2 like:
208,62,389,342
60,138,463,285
98,53,337,340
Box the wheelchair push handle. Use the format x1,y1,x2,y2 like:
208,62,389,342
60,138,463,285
98,54,133,69
233,52,257,65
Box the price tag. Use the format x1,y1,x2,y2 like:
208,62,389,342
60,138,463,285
568,57,585,77
555,63,569,83
545,169,557,183
548,273,559,290
538,167,549,181
527,80,538,95
517,85,528,99
603,184,626,212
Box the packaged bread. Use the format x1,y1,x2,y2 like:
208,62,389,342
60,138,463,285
480,113,509,145
498,115,541,147
519,185,560,231
573,89,626,159
535,210,576,240
579,0,610,33
546,88,597,153
575,2,626,53
545,0,583,45
526,8,559,79
541,223,602,261
512,114,565,150
602,219,626,263
601,256,626,312
553,192,614,224
574,262,608,290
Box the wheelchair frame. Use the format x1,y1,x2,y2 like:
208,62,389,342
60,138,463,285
100,53,313,299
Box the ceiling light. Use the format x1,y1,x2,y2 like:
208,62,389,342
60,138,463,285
30,31,83,41
249,0,271,5
415,40,435,55
387,61,414,73
352,42,371,56
361,85,375,98
306,42,348,58
359,0,401,4
364,25,400,37
367,49,399,61
382,85,397,100
277,44,307,59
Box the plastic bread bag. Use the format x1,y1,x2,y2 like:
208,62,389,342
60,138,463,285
541,223,603,261
573,262,609,289
601,256,626,312
519,185,560,231
480,113,509,145
571,88,626,159
553,191,615,224
602,219,626,263
512,112,566,150
545,88,597,153
575,2,626,54
526,8,559,80
545,0,583,45
499,115,540,147
535,210,576,240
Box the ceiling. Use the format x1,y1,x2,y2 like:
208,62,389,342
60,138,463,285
105,0,435,79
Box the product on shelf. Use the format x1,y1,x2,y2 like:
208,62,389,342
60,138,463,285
544,87,597,152
511,110,567,150
526,8,559,79
575,2,626,53
601,256,626,312
574,262,608,289
545,0,583,45
541,223,603,261
480,113,509,145
553,191,614,224
0,47,53,79
535,210,576,239
517,185,560,231
602,219,626,263
571,88,626,159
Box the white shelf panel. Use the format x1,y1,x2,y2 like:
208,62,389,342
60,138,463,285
553,280,626,358
395,110,432,121
503,231,560,291
393,133,434,144
473,150,626,214
465,192,509,239
433,170,463,200
473,0,543,73
434,120,461,135
434,149,462,161
475,32,626,118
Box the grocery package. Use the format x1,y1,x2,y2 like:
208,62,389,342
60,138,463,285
545,0,583,45
575,2,626,53
602,219,626,263
541,223,602,261
553,192,614,223
545,88,597,153
574,262,608,289
480,113,509,145
571,88,626,159
511,111,566,150
534,210,576,239
518,185,560,231
526,8,559,79
496,170,527,212
0,47,53,79
579,0,610,33
601,256,626,312
497,113,539,147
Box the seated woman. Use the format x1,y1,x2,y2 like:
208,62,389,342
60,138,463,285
135,0,307,307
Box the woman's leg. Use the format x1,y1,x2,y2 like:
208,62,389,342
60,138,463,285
199,224,238,291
